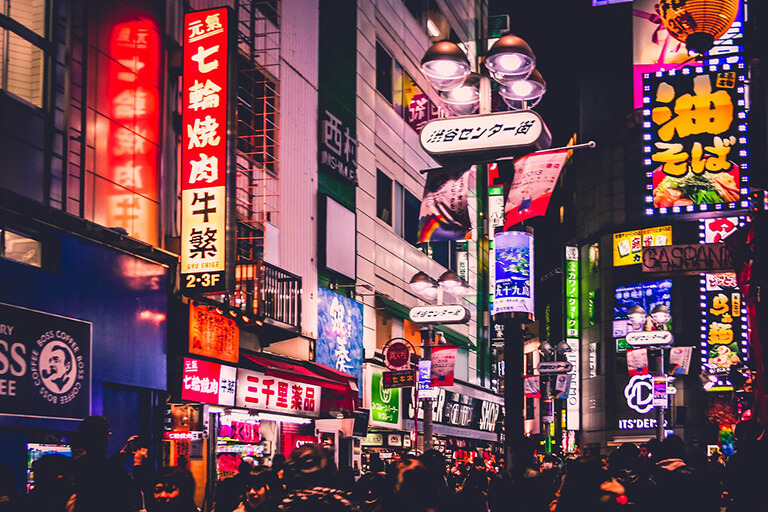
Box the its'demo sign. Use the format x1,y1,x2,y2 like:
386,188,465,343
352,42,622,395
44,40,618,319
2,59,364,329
0,303,91,419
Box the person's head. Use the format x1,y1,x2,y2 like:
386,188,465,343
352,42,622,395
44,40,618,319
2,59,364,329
285,443,333,489
30,454,73,494
352,472,387,512
659,434,685,461
47,346,72,380
244,468,278,509
72,415,110,458
735,419,765,446
153,466,195,510
418,449,446,477
638,443,649,459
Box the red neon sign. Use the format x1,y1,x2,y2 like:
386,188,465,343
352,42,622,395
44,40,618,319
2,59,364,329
181,8,230,293
104,19,161,244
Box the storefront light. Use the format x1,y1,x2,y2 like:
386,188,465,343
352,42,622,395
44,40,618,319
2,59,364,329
257,412,312,424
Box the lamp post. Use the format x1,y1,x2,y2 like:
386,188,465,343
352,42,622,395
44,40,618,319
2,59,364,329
419,34,547,468
409,270,468,452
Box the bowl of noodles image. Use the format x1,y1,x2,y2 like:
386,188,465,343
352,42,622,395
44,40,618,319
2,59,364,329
652,163,740,208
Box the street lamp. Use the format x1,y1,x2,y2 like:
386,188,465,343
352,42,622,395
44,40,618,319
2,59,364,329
409,270,468,452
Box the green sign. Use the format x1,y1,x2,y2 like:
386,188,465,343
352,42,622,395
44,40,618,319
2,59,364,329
371,369,399,424
565,247,579,338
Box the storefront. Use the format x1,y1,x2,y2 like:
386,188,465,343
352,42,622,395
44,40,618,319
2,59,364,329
0,222,171,491
403,380,503,466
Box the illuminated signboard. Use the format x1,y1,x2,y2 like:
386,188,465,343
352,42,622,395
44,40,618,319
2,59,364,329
700,272,749,387
493,231,534,314
235,369,321,418
316,288,363,393
181,8,234,293
181,357,236,406
565,246,579,338
613,226,672,266
188,302,239,363
632,0,744,108
104,17,162,244
700,215,743,243
643,63,749,216
613,280,672,353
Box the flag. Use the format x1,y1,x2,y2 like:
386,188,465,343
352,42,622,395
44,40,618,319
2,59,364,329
669,346,693,375
555,374,572,399
504,150,569,229
417,166,475,243
430,345,458,387
524,375,541,398
627,348,649,376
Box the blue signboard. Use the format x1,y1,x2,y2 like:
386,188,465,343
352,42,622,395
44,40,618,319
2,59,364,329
316,288,363,395
494,231,534,314
613,280,672,352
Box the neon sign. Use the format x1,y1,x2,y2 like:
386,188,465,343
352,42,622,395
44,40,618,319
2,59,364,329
181,8,233,293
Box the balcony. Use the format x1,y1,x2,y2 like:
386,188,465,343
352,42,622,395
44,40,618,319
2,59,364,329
233,260,302,338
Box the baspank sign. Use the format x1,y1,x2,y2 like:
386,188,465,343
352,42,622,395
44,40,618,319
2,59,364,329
0,303,91,420
236,369,321,418
181,8,235,293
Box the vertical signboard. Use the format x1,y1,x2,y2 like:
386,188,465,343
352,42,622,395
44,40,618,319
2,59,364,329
189,302,239,363
565,246,579,338
367,366,401,428
493,231,534,314
643,64,749,216
181,8,234,293
316,288,364,393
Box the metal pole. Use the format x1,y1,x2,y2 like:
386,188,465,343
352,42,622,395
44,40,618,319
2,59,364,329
657,348,666,441
501,313,524,470
421,325,434,452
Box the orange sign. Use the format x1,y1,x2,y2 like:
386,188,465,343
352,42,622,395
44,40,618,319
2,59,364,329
189,302,239,363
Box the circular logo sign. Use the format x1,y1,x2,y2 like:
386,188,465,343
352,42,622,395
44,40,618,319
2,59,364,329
624,375,654,414
384,340,411,371
31,330,85,405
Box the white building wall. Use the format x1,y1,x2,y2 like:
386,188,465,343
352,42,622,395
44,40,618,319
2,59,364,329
278,0,320,340
357,0,481,382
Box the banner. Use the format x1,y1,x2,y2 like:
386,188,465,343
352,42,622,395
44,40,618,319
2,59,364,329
417,167,475,243
430,345,458,387
554,374,571,399
0,303,91,420
669,346,693,375
316,288,363,392
524,375,540,398
627,348,649,376
503,150,569,229
417,360,438,400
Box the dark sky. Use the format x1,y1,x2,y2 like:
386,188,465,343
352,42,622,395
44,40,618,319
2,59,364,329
489,1,635,146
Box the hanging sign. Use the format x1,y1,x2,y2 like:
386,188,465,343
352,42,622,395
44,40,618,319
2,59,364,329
182,357,236,407
181,8,234,293
642,243,733,273
409,305,470,324
382,370,415,389
417,360,439,400
383,339,412,371
537,361,573,374
430,345,458,387
420,110,551,164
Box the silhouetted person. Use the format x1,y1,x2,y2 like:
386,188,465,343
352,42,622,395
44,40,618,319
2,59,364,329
70,415,136,512
23,454,75,512
725,419,768,512
215,459,253,512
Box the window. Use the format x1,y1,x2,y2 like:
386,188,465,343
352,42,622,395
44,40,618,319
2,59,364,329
1,228,42,267
375,42,393,103
525,397,535,420
376,170,393,224
0,0,47,107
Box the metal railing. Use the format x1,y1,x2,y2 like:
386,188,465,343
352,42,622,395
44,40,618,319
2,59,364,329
234,260,301,330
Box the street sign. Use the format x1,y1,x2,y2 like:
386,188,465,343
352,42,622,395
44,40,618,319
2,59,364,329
382,370,415,389
409,305,470,324
626,330,673,347
419,110,552,165
537,361,573,374
383,339,412,371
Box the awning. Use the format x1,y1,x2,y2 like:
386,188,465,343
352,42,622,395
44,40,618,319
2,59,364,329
377,295,474,350
240,351,358,414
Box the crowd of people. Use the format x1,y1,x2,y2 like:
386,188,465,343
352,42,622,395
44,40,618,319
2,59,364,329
3,415,768,512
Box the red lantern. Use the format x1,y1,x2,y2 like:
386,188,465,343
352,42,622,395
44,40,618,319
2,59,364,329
658,0,740,54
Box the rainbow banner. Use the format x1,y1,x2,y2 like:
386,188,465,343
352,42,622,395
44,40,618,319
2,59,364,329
417,166,474,243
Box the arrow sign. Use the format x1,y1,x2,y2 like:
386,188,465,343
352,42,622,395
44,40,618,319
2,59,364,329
537,361,573,374
409,305,470,324
626,330,673,347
